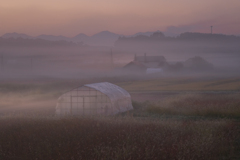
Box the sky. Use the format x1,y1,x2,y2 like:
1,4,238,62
1,0,240,37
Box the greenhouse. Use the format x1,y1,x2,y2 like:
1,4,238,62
56,82,133,116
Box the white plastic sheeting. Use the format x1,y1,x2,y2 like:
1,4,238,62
56,82,133,116
85,82,131,102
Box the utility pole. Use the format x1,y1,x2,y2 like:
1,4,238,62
211,26,213,34
144,53,147,63
30,57,33,70
1,55,3,71
110,49,113,69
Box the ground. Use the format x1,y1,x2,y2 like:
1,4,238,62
0,75,239,159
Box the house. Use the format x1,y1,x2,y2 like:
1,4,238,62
122,61,147,73
134,53,166,68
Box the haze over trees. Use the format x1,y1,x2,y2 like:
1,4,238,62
0,37,79,47
0,30,239,78
115,31,240,46
1,31,240,48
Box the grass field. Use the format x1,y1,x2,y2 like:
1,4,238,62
1,76,239,114
131,94,240,119
0,116,239,160
0,76,240,159
117,77,240,92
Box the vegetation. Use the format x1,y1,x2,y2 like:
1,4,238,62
117,77,240,91
0,116,239,160
141,94,240,119
0,77,240,159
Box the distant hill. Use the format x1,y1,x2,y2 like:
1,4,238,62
129,31,161,37
2,31,240,47
1,31,164,46
92,31,120,39
0,37,78,47
114,32,240,55
71,31,122,46
0,31,122,46
115,32,240,46
72,33,89,42
178,32,240,41
2,32,33,39
37,35,69,41
87,31,121,46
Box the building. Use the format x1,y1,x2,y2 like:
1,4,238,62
134,53,166,68
122,61,147,73
56,82,133,116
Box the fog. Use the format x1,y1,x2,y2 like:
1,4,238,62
0,33,240,116
0,44,240,81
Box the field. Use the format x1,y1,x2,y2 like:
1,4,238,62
0,117,239,160
117,77,240,92
0,76,240,159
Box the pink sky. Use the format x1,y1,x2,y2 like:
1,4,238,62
0,0,240,36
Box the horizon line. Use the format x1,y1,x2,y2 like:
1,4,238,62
1,30,240,38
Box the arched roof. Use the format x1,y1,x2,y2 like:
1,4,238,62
83,82,131,101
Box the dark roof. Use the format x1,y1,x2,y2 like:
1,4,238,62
123,61,147,69
135,56,166,63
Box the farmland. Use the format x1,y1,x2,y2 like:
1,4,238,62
0,76,240,159
0,116,239,160
117,77,240,92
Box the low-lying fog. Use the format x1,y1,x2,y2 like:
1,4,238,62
0,44,239,80
0,40,239,116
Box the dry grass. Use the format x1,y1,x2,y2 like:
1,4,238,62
117,77,240,91
144,94,240,118
0,77,240,159
0,116,239,160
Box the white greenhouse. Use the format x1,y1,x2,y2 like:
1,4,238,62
56,82,133,116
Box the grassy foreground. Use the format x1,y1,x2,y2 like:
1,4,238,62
117,77,240,91
137,94,240,119
0,117,239,160
0,78,240,159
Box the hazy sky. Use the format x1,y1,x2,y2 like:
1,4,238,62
1,0,240,36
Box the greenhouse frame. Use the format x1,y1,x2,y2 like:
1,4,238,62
56,82,133,116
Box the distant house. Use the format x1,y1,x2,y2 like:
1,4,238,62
134,53,166,68
122,61,147,73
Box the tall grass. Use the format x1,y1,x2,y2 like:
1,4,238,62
0,79,240,159
145,94,240,118
0,117,239,160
